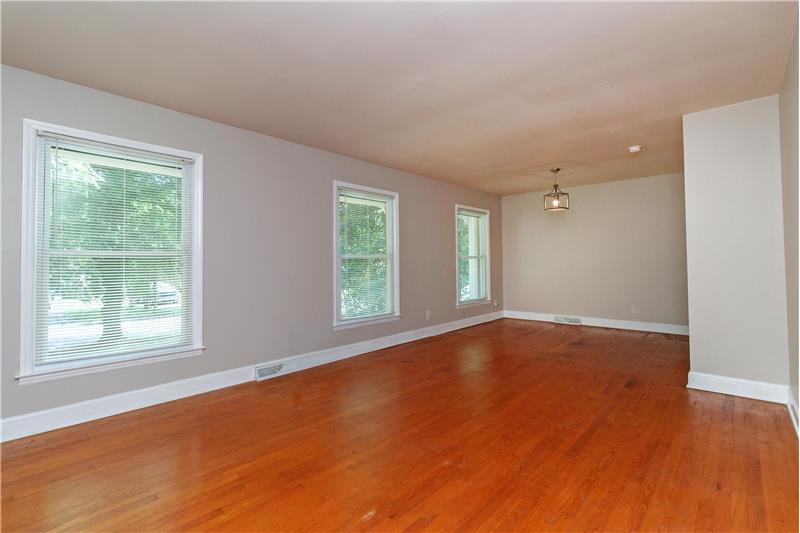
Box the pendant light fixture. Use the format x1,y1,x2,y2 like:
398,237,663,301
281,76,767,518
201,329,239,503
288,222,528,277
544,168,569,211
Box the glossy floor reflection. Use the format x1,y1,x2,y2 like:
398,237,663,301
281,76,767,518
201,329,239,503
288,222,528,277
2,319,797,532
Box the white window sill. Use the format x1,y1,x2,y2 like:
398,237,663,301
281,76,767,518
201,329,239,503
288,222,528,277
333,314,401,331
16,345,205,385
457,298,493,309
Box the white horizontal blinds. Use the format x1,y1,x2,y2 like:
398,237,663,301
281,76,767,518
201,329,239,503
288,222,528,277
338,187,394,321
457,208,488,303
33,134,194,367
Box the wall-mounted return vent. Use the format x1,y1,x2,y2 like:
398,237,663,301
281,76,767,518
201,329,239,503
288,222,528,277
553,315,582,325
255,363,284,381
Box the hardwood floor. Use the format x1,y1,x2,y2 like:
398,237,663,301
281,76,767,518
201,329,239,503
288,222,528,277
2,319,797,532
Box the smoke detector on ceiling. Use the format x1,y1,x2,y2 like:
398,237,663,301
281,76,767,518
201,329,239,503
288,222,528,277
628,145,643,154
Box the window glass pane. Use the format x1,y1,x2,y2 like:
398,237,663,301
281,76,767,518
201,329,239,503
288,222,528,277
457,211,483,256
49,148,124,252
339,193,387,256
123,169,183,252
40,256,188,365
457,214,469,256
458,256,487,302
340,257,390,319
49,146,183,253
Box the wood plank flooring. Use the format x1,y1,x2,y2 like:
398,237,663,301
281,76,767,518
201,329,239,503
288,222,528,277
2,319,797,532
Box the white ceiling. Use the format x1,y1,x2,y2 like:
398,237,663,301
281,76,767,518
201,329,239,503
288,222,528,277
2,2,797,195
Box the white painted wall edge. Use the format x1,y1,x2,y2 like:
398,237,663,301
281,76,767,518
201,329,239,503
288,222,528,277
788,388,799,438
687,371,789,404
1,311,503,442
503,310,690,335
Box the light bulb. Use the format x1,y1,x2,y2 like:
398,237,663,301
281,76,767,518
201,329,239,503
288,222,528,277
552,198,558,207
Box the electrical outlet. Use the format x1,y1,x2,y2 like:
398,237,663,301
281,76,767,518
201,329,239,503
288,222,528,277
425,310,431,320
631,305,638,314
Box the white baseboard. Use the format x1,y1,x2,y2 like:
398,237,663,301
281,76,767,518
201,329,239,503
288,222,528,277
788,388,799,437
263,310,503,377
687,371,789,404
0,365,255,443
1,311,503,442
503,310,689,335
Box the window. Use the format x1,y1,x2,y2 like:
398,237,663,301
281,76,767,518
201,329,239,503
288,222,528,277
456,205,490,306
19,120,203,381
334,181,399,328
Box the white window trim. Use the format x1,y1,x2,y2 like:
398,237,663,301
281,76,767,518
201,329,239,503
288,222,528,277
455,204,491,308
18,119,204,383
332,180,400,329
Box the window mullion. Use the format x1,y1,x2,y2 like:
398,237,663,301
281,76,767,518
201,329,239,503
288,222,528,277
340,254,388,260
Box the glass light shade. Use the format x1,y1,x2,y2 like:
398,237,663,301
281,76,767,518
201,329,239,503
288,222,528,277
544,185,569,211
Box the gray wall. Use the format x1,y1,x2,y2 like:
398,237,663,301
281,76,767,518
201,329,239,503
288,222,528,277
1,66,503,417
683,96,789,385
501,173,688,326
780,27,798,405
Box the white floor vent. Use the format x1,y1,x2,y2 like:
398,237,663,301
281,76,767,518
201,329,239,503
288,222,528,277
553,315,582,325
255,363,284,381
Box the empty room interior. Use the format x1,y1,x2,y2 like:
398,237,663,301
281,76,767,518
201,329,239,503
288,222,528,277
1,2,799,532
